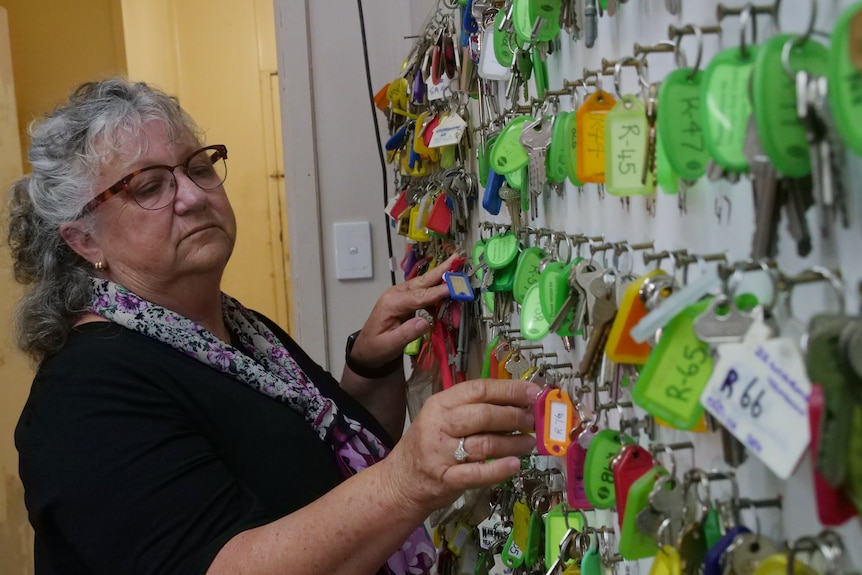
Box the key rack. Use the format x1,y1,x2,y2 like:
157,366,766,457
372,0,862,573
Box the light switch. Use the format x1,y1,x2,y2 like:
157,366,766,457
333,221,372,280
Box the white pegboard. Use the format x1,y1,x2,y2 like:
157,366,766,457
470,0,862,568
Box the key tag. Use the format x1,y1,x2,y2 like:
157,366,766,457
751,554,819,575
544,503,584,569
547,111,570,184
700,319,811,479
829,3,862,156
701,44,759,173
478,23,512,81
564,110,585,187
752,33,829,177
581,544,602,575
605,94,654,196
490,115,534,175
848,404,862,513
489,259,517,293
583,428,632,508
484,232,520,270
650,545,683,575
606,270,668,365
658,67,709,181
528,0,562,42
492,12,516,68
534,385,555,452
576,89,617,183
524,505,544,567
656,129,679,195
539,260,570,324
619,465,667,560
425,193,451,235
565,430,592,508
808,383,858,525
703,526,752,575
501,528,525,569
497,348,517,380
407,204,431,242
613,444,655,528
521,284,551,341
482,335,500,379
443,272,475,302
543,387,576,455
633,297,715,429
513,246,547,304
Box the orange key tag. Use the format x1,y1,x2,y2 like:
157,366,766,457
576,90,617,183
606,270,667,365
543,388,575,455
497,348,517,380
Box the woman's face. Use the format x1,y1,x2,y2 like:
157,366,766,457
73,120,237,302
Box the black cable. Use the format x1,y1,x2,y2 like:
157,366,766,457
356,0,397,286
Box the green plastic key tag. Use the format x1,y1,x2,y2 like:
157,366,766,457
529,0,562,42
544,503,584,569
506,165,527,192
525,508,544,567
501,528,525,568
547,111,570,184
489,259,518,293
656,130,679,194
619,466,667,560
484,232,520,269
632,298,714,430
521,283,550,341
605,94,654,196
701,46,758,173
493,9,516,68
658,68,709,181
482,335,500,378
752,33,828,177
563,110,584,187
539,260,569,322
829,3,862,157
491,115,534,175
581,546,603,575
583,428,633,509
513,246,547,304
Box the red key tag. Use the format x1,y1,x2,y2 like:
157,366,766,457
566,430,592,508
386,189,409,221
809,383,858,525
534,385,557,455
425,193,452,235
613,445,655,528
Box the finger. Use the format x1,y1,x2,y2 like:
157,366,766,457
373,316,433,355
436,379,541,410
387,283,450,317
406,252,461,290
443,456,524,490
448,433,536,464
445,403,535,437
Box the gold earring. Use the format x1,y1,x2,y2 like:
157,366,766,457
94,261,106,271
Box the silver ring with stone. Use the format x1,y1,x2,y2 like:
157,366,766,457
454,437,470,463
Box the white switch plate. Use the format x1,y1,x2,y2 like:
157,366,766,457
333,221,372,280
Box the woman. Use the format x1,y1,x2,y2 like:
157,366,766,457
7,78,537,575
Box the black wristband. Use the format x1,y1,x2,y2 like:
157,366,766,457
345,330,403,379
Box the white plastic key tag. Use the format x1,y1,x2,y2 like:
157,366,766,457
700,320,812,479
631,272,720,344
429,113,468,148
478,24,512,81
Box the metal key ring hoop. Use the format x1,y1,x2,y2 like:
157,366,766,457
674,26,704,80
739,3,758,60
613,57,640,102
773,0,817,50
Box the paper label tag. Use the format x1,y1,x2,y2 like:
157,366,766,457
700,322,811,479
429,113,467,147
448,522,471,556
427,74,452,101
478,512,506,550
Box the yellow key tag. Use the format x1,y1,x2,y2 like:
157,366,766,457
576,90,617,183
543,388,574,456
563,564,582,575
447,521,471,557
650,546,682,575
606,270,667,365
752,554,819,575
512,500,530,553
407,205,430,242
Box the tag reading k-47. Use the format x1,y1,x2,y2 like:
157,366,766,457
605,94,654,196
658,68,708,181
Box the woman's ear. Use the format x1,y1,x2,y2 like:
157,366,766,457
59,222,102,265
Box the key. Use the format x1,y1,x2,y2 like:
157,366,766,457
505,351,530,379
545,528,576,575
808,74,850,233
520,116,554,220
725,533,779,575
797,70,831,239
649,475,685,541
577,276,617,381
782,176,814,257
721,424,748,468
642,83,658,187
583,0,597,48
499,184,523,236
744,116,781,259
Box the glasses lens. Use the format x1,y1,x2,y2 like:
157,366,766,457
187,147,227,190
128,168,176,210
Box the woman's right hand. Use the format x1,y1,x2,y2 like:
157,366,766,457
381,379,539,516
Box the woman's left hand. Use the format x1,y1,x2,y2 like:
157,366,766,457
349,253,461,369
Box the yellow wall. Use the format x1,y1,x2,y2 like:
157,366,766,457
0,0,126,168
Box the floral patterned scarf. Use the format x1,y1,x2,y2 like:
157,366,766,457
89,278,435,575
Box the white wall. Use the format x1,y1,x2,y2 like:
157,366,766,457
275,0,433,369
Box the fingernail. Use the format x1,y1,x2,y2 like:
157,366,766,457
525,384,541,401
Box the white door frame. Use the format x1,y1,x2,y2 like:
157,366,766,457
273,0,329,366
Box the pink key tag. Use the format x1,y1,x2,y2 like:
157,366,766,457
566,436,592,509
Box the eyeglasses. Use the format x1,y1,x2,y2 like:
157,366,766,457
79,145,228,217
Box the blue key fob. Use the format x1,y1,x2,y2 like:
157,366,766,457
482,168,504,215
443,272,475,302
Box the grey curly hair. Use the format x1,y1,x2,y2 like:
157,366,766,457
6,78,203,363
